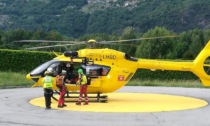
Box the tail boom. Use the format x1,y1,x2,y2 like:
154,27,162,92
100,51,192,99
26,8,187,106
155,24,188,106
137,40,210,87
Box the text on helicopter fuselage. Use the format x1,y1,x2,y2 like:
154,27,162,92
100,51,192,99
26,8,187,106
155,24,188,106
99,55,116,59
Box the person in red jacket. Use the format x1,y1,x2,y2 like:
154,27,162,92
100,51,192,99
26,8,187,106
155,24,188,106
56,70,68,108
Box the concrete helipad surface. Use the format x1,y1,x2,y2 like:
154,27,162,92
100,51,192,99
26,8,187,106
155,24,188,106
0,86,210,126
30,93,207,112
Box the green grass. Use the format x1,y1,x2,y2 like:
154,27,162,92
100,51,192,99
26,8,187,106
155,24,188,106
0,72,208,89
0,71,34,89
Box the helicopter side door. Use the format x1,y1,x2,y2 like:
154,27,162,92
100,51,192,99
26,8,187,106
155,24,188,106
81,65,110,88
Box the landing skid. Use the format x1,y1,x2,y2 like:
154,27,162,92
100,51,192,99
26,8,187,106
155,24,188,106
52,91,108,103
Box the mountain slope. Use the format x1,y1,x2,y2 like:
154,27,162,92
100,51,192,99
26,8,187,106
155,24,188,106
0,0,210,37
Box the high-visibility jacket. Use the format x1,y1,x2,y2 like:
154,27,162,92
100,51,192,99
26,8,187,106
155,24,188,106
77,74,87,85
43,75,54,88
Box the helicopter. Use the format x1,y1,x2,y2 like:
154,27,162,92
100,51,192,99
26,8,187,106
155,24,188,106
16,37,210,101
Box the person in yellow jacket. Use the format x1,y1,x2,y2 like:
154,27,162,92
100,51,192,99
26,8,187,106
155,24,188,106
42,70,54,109
76,69,89,105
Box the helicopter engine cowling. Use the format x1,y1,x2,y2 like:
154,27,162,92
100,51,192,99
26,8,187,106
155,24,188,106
64,51,78,58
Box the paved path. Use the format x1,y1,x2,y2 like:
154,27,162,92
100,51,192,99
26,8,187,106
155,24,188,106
0,86,210,126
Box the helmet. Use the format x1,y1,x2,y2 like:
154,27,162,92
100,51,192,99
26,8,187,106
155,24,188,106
44,71,50,75
88,39,96,43
61,70,67,74
47,67,53,73
78,69,83,74
66,63,70,67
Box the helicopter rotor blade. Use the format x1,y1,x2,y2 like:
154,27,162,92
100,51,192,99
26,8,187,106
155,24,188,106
25,43,81,50
99,43,138,47
14,35,178,50
99,35,178,44
14,40,86,44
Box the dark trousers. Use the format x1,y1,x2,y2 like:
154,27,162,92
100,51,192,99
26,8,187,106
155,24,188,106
44,88,53,108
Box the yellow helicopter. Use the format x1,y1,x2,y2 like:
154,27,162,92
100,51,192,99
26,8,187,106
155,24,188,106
17,37,210,101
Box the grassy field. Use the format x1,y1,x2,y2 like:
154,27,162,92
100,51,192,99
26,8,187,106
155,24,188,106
0,71,34,88
0,71,207,89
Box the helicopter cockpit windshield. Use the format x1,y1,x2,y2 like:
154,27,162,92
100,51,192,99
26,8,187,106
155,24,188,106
30,60,61,76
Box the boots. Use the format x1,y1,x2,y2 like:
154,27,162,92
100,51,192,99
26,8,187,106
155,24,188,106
76,101,81,105
83,101,88,105
62,104,67,107
58,105,63,108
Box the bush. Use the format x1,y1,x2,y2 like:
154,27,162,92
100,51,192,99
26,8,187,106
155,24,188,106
132,69,199,81
0,49,55,72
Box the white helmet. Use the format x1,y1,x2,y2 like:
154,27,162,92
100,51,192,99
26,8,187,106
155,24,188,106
61,70,67,74
66,63,71,67
47,67,53,73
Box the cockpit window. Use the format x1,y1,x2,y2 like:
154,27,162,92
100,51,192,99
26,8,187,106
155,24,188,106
30,60,60,76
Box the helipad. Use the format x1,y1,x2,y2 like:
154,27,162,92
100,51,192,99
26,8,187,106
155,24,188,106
29,93,208,112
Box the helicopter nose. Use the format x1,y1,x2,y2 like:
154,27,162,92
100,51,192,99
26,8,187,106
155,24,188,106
26,73,31,80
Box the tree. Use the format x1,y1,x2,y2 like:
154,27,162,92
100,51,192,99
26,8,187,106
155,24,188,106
179,29,205,59
135,26,175,59
0,30,4,46
118,27,137,56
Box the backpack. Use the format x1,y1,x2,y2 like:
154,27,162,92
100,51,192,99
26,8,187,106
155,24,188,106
56,75,64,87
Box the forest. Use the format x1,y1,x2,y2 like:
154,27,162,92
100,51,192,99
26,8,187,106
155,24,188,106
1,26,210,61
1,0,210,60
0,0,210,37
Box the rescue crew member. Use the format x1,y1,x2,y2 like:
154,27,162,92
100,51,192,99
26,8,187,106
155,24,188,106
42,70,54,109
66,62,74,81
47,67,54,76
76,69,89,105
56,70,68,108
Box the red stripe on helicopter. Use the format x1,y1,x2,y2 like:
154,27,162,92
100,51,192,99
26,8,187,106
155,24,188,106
118,75,125,81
